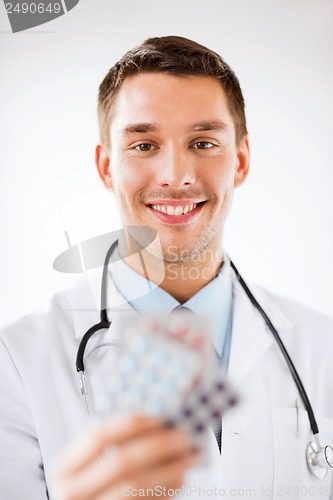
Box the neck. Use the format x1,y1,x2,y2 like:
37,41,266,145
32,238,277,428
161,258,223,303
120,239,224,304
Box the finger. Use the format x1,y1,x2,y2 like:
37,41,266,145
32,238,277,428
107,425,191,476
56,415,163,476
54,427,191,500
92,450,200,500
122,450,199,493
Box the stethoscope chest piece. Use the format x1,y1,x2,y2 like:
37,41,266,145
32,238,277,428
306,441,333,479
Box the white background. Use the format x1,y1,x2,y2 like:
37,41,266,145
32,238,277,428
0,0,332,328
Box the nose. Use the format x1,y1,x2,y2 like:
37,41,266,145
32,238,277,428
156,144,196,188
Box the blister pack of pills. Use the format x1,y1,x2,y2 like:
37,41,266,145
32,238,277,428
106,312,238,451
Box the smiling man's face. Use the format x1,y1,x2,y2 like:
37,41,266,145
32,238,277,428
97,73,249,262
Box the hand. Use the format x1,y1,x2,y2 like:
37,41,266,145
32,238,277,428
51,415,199,500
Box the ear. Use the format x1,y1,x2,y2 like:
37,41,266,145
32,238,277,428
95,144,112,190
234,135,250,188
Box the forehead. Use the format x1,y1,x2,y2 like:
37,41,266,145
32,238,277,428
110,73,235,134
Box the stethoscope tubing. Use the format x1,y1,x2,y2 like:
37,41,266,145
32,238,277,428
75,240,117,372
229,259,319,437
76,241,319,435
75,240,332,478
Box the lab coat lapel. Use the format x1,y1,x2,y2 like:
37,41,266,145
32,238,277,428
228,279,292,385
70,267,135,342
69,271,137,414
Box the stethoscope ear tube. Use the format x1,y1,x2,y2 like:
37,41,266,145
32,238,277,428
76,321,111,373
75,240,117,372
230,259,333,478
229,259,319,436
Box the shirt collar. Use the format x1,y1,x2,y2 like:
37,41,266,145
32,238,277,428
108,246,233,356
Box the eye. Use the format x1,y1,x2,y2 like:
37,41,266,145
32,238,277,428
134,143,155,152
192,141,214,150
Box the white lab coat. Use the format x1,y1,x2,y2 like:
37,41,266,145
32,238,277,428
0,266,333,500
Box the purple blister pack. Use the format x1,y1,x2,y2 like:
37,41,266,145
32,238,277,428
106,312,238,452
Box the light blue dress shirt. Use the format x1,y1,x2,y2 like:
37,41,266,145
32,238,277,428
109,247,233,369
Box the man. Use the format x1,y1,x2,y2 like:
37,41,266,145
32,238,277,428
1,36,333,500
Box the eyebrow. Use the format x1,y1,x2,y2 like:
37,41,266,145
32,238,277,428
121,123,160,135
189,120,228,132
120,119,228,135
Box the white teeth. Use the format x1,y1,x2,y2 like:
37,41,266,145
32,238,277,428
151,203,198,215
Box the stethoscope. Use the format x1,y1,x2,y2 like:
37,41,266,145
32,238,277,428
75,239,333,480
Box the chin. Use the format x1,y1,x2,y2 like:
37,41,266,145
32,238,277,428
163,241,212,263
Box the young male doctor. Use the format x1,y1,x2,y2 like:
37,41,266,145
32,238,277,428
1,36,333,500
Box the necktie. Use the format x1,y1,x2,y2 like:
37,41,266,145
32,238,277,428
171,305,222,452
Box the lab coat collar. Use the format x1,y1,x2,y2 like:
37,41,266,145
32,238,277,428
228,278,293,384
69,260,294,384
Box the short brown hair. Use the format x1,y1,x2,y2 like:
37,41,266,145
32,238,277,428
98,36,248,148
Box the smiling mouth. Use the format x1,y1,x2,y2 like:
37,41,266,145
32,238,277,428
149,203,201,215
146,201,206,225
